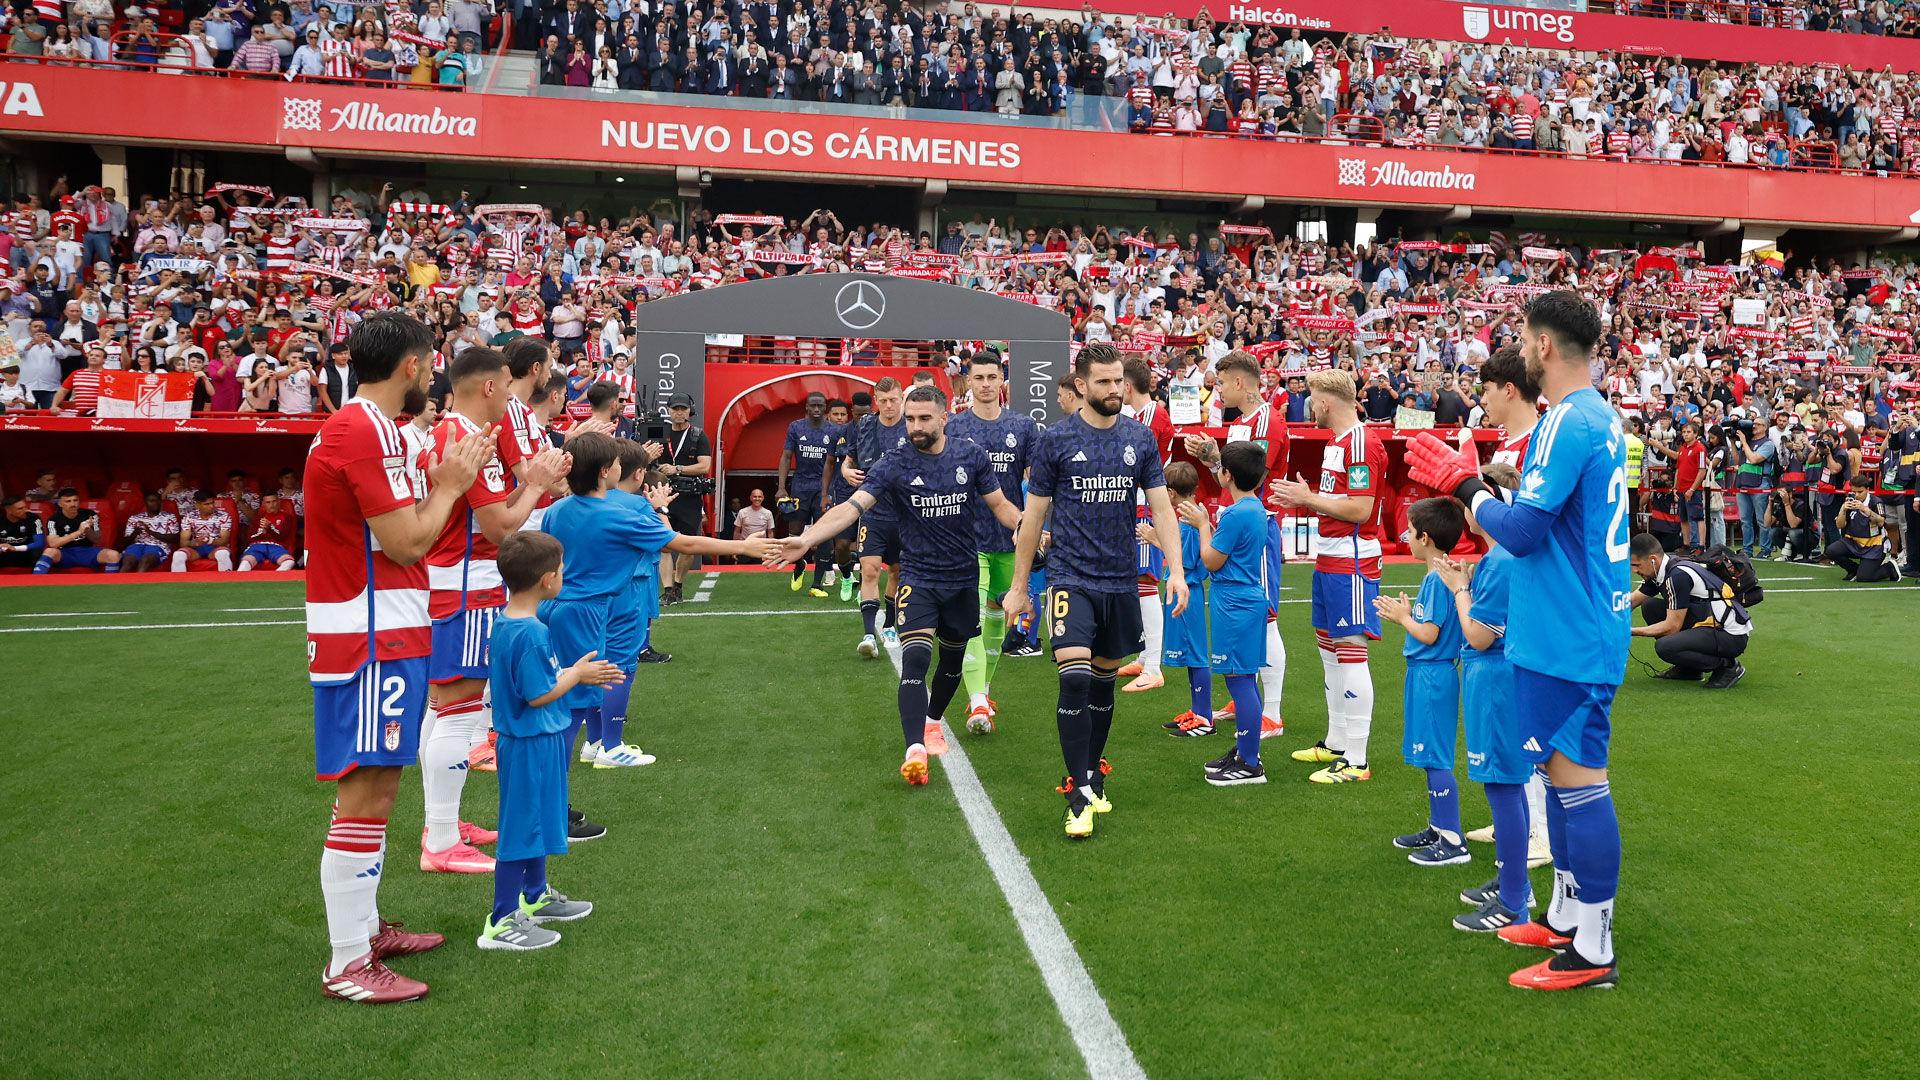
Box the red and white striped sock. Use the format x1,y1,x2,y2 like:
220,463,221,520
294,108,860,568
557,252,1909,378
321,816,387,976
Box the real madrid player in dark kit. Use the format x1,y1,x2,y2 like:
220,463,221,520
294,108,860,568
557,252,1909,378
946,350,1039,734
1004,344,1190,839
777,385,1024,786
777,391,839,597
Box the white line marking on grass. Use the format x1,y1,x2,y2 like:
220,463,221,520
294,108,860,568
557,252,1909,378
9,610,138,617
935,719,1149,1080
223,606,302,612
16,584,1909,638
0,620,304,633
690,572,717,603
883,630,1148,1080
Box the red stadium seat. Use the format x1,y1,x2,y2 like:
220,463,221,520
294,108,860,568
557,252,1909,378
105,481,144,522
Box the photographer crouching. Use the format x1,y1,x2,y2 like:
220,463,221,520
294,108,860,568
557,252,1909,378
1825,474,1902,582
1627,533,1753,689
658,391,716,607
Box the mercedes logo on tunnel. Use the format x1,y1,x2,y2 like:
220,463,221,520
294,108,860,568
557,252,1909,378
834,280,886,330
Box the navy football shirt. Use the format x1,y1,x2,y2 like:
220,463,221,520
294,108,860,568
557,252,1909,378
860,438,1000,589
1027,411,1166,593
947,408,1039,553
783,418,838,495
846,413,911,522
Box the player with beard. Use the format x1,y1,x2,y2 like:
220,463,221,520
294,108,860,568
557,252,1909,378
307,311,495,1003
778,392,839,597
1005,344,1189,838
1408,290,1629,990
776,386,1023,784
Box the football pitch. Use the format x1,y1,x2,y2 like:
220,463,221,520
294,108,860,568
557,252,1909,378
3,562,1914,1079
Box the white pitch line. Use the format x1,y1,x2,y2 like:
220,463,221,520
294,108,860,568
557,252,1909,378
0,620,305,634
15,584,1907,637
8,610,138,618
938,732,1148,1078
881,633,1148,1080
690,571,718,604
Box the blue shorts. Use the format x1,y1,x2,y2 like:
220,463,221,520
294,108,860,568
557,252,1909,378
244,543,290,564
1207,586,1267,675
1401,658,1460,770
313,657,430,780
858,517,900,563
430,603,500,683
496,730,571,862
538,595,612,710
1512,665,1615,769
123,543,168,562
190,543,220,558
1311,569,1381,639
1161,586,1210,669
56,545,106,567
1678,491,1706,523
605,598,643,673
1462,652,1531,784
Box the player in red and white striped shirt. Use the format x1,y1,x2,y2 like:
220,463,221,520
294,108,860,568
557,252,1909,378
306,312,495,1005
1269,369,1387,783
1185,351,1289,735
416,347,568,876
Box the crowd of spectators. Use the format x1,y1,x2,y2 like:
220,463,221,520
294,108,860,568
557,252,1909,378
11,0,1920,175
4,169,1918,574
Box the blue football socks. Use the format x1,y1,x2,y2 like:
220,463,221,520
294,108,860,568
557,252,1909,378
1187,666,1213,719
1485,782,1531,920
1224,673,1261,766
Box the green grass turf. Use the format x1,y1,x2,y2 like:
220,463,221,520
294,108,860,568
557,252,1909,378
2,563,1915,1079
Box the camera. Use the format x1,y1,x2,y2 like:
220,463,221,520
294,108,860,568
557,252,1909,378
1720,418,1753,439
669,475,716,496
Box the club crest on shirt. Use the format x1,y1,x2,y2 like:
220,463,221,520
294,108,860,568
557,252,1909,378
955,465,967,485
384,719,402,751
1124,445,1137,467
1005,431,1017,447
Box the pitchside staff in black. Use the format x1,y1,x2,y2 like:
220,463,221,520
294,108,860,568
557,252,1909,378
1004,344,1190,839
774,385,1022,786
1627,533,1753,689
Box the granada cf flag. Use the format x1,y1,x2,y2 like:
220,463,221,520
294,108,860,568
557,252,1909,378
97,371,194,419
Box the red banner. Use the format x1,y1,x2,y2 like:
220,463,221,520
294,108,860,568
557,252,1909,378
97,371,194,419
1135,0,1920,71
6,64,1920,231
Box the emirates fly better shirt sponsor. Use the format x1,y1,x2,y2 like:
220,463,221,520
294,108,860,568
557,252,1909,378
1026,412,1167,593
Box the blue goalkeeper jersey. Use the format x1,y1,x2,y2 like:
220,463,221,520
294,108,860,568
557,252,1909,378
1507,387,1631,685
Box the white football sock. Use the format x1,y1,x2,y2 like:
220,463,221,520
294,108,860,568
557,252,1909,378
1260,619,1285,718
422,698,484,852
170,550,188,572
1547,867,1580,934
321,817,387,976
1331,637,1372,766
276,557,297,571
1137,590,1163,676
212,549,234,571
968,692,989,710
1317,643,1346,752
1575,896,1615,965
1526,771,1549,838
